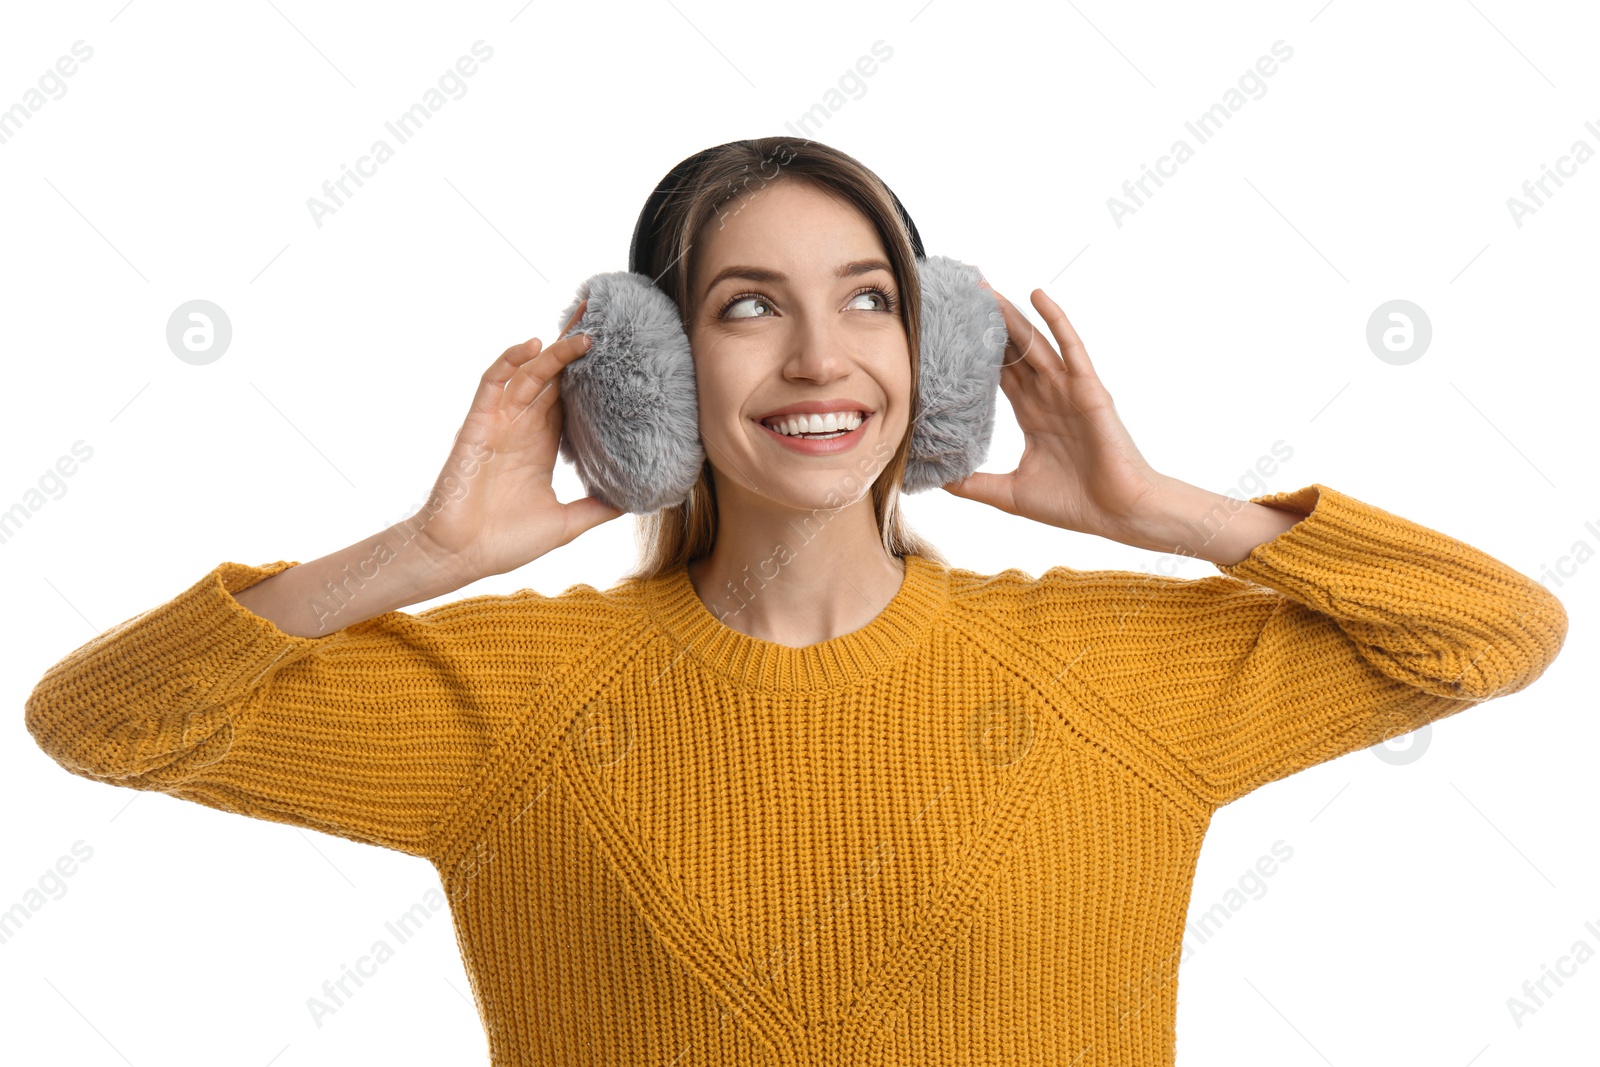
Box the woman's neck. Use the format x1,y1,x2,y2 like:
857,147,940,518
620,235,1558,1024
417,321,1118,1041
685,499,908,648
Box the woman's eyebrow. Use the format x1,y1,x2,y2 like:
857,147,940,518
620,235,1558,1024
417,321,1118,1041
700,258,893,300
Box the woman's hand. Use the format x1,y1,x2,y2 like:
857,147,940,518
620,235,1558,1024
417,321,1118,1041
411,299,626,586
941,286,1173,544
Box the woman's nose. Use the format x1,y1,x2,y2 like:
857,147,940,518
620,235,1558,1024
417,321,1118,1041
782,318,850,381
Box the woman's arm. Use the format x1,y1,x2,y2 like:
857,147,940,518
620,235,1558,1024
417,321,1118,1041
1105,474,1304,566
23,559,605,857
24,324,626,857
229,517,468,637
1016,483,1568,808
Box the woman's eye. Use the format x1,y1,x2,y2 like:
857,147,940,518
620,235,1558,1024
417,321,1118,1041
723,295,773,319
720,287,893,320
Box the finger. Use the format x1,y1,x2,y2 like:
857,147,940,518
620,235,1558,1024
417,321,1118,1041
504,333,591,424
506,298,592,420
985,289,1030,373
988,293,1095,429
998,329,1043,384
941,470,1017,514
989,287,1064,377
504,367,560,430
478,297,590,415
561,297,590,338
491,337,544,380
567,494,627,532
471,338,545,416
996,344,1032,405
1030,289,1093,376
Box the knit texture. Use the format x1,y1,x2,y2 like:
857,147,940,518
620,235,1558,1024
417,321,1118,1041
24,483,1567,1065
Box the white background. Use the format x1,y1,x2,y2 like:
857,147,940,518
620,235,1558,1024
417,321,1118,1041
2,1,1595,1063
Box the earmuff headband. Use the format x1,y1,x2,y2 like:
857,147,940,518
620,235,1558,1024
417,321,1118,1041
627,139,926,280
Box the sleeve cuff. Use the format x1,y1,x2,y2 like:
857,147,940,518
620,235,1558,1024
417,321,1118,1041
179,561,333,694
1212,482,1569,698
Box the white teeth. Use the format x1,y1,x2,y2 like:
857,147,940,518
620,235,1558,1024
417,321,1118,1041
762,411,864,436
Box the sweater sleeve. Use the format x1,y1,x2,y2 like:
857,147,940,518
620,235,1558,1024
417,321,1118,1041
1023,483,1569,808
24,560,596,857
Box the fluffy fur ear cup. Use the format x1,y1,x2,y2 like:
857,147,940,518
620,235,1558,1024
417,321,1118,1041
555,272,704,515
902,255,1008,493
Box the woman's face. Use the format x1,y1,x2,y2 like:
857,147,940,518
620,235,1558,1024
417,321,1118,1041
685,179,912,514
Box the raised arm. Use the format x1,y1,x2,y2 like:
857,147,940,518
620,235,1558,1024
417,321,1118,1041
1017,483,1568,808
26,318,629,855
23,557,607,857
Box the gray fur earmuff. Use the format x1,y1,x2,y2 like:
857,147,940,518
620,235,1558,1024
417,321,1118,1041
553,271,701,516
555,254,1006,515
904,256,1008,495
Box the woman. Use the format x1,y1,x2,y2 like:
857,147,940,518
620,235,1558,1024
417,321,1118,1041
25,138,1568,1066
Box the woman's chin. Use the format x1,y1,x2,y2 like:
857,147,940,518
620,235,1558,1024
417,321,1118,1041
723,468,881,515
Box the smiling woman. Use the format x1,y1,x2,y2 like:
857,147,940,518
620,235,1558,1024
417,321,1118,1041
23,135,1569,1067
676,179,921,628
619,140,940,595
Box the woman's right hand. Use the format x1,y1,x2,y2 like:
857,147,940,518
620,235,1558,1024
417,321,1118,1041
411,300,626,586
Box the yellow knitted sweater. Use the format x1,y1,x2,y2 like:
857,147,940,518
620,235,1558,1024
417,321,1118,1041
24,483,1568,1066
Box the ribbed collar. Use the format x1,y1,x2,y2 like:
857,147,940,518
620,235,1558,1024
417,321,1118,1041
642,553,950,691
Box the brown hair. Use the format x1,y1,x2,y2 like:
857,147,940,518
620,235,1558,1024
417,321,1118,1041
618,137,946,582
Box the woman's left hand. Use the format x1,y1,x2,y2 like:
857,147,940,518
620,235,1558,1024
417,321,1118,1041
941,285,1171,544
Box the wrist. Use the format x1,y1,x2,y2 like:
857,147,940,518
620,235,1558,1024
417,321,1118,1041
1116,476,1299,566
1105,474,1192,552
397,518,483,597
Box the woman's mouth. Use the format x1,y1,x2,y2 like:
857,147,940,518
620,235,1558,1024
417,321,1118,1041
754,411,872,454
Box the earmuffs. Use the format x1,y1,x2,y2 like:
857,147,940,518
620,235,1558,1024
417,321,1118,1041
553,140,1007,515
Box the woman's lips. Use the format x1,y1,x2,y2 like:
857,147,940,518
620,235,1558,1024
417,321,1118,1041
755,412,872,455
